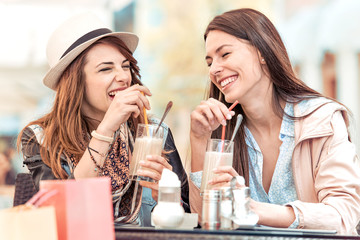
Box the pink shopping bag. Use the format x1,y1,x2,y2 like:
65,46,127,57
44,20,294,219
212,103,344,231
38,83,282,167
40,177,114,240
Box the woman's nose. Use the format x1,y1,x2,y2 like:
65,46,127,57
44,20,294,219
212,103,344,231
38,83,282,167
209,60,223,76
114,69,130,82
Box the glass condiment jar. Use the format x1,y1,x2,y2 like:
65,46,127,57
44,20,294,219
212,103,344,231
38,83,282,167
152,169,184,228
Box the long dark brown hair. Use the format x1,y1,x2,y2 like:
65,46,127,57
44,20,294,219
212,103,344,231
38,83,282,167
17,36,144,179
204,8,325,185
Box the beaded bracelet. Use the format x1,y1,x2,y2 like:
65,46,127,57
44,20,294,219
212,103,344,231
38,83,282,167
88,146,106,158
87,146,104,173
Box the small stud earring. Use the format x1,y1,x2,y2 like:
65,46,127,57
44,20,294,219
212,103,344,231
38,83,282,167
261,58,265,62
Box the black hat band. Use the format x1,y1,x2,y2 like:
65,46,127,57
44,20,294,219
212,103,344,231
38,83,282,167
60,28,112,59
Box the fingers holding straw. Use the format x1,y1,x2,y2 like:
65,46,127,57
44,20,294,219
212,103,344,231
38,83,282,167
140,91,150,136
221,100,239,152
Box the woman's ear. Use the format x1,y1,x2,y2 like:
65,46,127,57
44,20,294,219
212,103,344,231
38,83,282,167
257,51,266,64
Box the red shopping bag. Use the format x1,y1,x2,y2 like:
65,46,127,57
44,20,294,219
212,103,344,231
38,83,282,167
39,177,114,240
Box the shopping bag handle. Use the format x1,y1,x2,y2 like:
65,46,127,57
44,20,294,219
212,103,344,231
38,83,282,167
26,189,58,208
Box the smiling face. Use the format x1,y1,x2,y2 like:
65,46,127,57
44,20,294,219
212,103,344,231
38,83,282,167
205,30,270,104
81,42,132,120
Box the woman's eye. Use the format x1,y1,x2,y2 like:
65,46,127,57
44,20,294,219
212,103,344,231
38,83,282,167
122,65,131,70
99,68,111,72
222,52,230,58
207,62,212,67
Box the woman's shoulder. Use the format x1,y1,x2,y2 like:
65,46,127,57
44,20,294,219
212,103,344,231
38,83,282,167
149,117,170,136
22,124,44,145
293,97,351,138
295,97,347,117
149,117,169,130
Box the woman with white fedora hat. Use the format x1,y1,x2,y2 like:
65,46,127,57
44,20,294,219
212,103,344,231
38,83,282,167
17,12,190,226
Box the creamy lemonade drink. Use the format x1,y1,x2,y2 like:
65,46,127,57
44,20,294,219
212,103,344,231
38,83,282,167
129,124,164,182
200,139,234,194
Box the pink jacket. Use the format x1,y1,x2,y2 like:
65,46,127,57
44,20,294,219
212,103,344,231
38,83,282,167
189,99,360,235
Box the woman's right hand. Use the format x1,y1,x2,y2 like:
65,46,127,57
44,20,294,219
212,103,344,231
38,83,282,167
208,165,245,189
190,98,234,172
190,98,234,140
97,84,152,136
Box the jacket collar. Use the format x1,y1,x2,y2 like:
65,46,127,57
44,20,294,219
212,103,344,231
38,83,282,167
293,98,348,144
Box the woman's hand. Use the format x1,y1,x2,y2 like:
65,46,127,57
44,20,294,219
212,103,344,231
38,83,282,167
190,98,234,140
190,98,235,172
209,165,296,228
208,165,245,189
97,84,152,136
137,155,173,202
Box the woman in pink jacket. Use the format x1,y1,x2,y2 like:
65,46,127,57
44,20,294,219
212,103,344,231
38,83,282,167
189,8,360,235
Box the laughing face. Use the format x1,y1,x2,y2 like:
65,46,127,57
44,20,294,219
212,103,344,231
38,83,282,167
81,43,132,120
205,30,269,104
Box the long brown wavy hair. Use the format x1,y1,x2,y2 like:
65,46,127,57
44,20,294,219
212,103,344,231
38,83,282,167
17,36,144,179
204,8,326,185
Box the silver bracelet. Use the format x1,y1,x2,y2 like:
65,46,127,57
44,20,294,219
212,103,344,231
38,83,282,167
91,130,113,143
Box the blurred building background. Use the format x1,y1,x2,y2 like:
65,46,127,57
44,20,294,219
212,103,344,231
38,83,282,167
0,0,359,198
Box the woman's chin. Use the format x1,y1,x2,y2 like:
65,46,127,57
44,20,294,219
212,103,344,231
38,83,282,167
224,95,237,104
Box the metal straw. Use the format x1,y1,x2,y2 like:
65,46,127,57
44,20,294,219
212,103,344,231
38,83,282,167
226,114,243,152
155,101,173,134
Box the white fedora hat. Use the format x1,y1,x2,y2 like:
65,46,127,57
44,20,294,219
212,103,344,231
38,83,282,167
43,13,139,90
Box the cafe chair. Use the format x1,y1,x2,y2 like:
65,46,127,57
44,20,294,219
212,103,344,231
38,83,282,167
13,173,38,206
